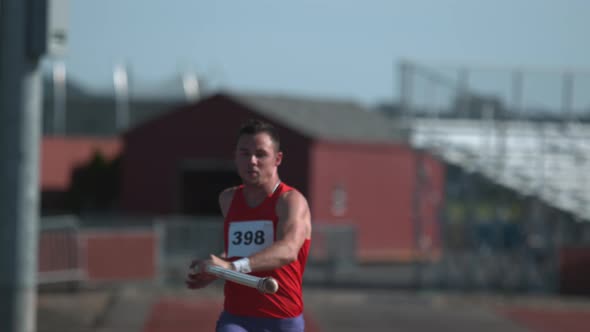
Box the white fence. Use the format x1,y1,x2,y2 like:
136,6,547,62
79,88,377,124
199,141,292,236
38,216,85,284
38,214,580,294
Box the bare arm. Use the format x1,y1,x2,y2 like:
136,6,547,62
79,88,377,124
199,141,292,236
216,187,236,258
219,187,236,218
185,187,234,289
246,190,311,272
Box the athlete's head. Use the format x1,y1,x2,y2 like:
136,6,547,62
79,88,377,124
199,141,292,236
235,119,283,186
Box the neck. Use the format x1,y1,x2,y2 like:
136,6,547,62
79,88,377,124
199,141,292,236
243,177,281,198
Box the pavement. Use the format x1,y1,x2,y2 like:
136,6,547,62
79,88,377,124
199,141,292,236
37,283,590,332
304,288,528,332
37,289,111,332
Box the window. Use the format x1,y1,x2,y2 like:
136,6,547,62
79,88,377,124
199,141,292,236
331,184,347,216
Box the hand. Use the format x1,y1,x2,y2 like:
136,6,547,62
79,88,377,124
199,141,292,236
207,254,233,271
185,258,217,289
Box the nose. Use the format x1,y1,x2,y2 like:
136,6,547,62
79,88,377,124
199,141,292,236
248,154,257,165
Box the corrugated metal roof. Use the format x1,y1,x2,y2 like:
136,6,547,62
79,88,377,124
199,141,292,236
231,92,407,143
41,77,408,144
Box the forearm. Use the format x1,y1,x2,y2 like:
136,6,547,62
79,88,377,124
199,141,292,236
246,240,299,272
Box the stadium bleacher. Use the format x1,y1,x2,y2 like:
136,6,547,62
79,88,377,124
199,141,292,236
411,118,590,222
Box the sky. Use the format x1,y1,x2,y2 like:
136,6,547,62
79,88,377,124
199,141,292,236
49,0,590,106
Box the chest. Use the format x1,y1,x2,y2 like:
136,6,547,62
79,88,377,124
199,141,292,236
224,189,282,258
226,219,277,257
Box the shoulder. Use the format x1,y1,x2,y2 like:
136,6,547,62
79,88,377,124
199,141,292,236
276,188,309,215
218,186,239,217
275,188,312,237
278,188,306,203
219,186,238,201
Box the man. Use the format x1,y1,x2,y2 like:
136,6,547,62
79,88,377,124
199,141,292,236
186,119,312,332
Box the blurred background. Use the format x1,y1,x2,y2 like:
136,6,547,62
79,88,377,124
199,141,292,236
6,0,590,331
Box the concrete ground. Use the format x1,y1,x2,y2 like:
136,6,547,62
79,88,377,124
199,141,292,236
37,290,110,332
303,288,528,332
37,283,590,332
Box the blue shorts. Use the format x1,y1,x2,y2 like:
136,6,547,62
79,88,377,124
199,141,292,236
216,311,305,332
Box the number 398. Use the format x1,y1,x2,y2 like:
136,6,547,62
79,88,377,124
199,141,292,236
232,230,265,245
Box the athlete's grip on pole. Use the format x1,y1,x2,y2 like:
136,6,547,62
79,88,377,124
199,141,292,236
193,264,279,294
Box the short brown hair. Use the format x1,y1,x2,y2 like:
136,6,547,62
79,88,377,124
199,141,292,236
238,119,281,151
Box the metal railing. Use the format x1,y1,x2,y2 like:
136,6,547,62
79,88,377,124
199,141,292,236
38,215,84,284
36,213,590,293
154,217,358,284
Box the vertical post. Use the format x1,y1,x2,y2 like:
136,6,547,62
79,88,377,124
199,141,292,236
113,63,130,131
398,60,414,134
52,60,67,134
457,68,470,112
481,103,495,173
412,150,425,289
153,220,165,286
182,71,200,102
561,71,574,125
426,81,440,145
0,0,44,331
511,70,523,118
537,123,546,196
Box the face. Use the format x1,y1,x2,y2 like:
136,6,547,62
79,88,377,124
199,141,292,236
235,132,282,186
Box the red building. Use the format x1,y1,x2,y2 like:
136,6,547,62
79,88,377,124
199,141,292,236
40,137,122,213
121,92,445,262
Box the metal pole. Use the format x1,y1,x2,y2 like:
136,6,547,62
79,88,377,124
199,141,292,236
511,70,523,118
561,71,574,123
430,83,441,147
0,1,44,331
182,71,200,102
412,150,425,289
113,63,130,131
52,60,67,135
456,68,469,117
399,60,414,132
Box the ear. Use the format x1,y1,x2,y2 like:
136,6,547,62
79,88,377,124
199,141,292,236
275,151,283,166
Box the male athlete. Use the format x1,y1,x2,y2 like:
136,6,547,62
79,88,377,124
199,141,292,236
186,119,312,332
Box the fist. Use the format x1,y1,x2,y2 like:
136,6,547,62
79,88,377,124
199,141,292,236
185,259,217,289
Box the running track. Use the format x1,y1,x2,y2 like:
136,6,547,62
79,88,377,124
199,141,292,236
143,297,320,332
500,307,590,332
141,290,590,332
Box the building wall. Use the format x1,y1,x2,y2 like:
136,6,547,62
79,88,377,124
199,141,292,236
41,137,122,191
416,152,446,254
559,245,590,295
309,141,445,262
81,230,157,281
121,95,310,214
41,137,122,213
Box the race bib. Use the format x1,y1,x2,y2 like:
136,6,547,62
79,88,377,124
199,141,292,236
228,220,274,257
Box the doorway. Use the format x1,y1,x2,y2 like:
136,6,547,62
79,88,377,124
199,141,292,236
179,166,241,216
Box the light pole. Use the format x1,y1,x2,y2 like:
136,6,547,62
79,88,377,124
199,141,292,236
0,1,68,331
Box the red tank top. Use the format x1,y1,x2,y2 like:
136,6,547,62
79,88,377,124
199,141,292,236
223,182,310,318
